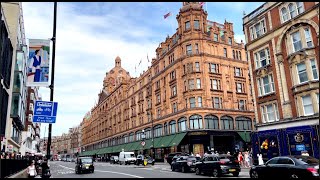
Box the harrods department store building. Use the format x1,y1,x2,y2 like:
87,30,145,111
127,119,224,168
80,2,255,160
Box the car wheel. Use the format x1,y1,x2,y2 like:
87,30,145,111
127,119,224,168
290,174,299,178
181,166,186,173
91,170,94,173
233,172,239,177
75,169,78,174
195,167,201,175
250,170,258,178
212,169,220,177
171,165,175,172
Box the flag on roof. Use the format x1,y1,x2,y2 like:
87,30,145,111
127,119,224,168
147,54,150,62
164,12,171,19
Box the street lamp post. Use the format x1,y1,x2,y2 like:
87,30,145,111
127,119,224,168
141,130,146,155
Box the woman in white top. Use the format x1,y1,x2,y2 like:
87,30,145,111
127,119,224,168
27,160,37,178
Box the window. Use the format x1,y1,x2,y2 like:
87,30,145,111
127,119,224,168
189,97,196,108
296,2,304,14
213,97,222,108
233,50,235,59
209,63,218,73
228,37,232,45
288,3,297,18
186,44,192,55
156,80,160,89
172,102,178,113
204,115,219,129
254,48,270,68
157,94,161,103
238,100,246,110
291,31,302,52
164,123,168,135
223,48,227,57
236,117,252,130
281,7,289,22
145,128,151,139
195,43,199,54
221,116,234,130
178,117,187,132
136,131,141,141
257,74,275,96
250,19,266,40
194,20,200,30
189,115,203,129
278,158,294,165
236,83,243,93
171,86,177,97
210,79,220,90
214,34,218,41
195,62,200,72
153,125,163,137
170,71,176,80
169,120,176,134
185,21,190,30
304,28,313,48
196,78,201,89
157,108,161,118
310,59,318,80
188,79,194,90
297,62,308,83
261,103,279,123
29,103,34,111
235,67,242,77
198,97,202,107
239,51,242,60
302,94,314,116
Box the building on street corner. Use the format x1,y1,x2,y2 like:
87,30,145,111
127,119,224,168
243,2,319,162
80,2,255,161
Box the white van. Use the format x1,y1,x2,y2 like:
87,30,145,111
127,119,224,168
119,152,136,165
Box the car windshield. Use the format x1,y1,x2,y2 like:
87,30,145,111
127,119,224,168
125,154,135,158
294,156,319,165
81,158,92,163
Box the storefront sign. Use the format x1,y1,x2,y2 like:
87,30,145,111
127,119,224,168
287,132,312,156
296,144,305,151
188,131,207,136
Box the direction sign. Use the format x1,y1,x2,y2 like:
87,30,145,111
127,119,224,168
141,141,145,147
33,100,58,123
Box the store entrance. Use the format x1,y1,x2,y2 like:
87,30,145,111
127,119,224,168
213,136,234,153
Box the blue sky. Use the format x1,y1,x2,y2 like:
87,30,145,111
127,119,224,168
22,2,264,137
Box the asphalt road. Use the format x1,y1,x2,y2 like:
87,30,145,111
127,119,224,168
48,161,250,178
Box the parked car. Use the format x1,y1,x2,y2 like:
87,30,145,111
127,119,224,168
136,155,155,166
119,152,136,165
171,155,199,173
194,154,240,177
250,156,319,178
75,157,94,174
166,152,188,165
110,156,119,164
66,157,72,162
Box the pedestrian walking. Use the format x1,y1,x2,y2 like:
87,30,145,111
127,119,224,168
257,154,264,165
244,151,250,168
27,160,37,178
238,152,243,167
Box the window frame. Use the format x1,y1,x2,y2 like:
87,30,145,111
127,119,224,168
302,94,314,116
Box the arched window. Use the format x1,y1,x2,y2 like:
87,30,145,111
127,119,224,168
136,130,142,141
221,115,234,130
239,51,242,60
129,132,134,142
236,117,252,130
153,124,163,137
296,2,304,14
124,134,128,143
178,117,187,132
281,7,289,22
204,115,219,129
233,50,235,59
145,127,151,139
164,122,168,135
169,120,176,134
288,3,297,19
236,51,239,60
189,115,203,129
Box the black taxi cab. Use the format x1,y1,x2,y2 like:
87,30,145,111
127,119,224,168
75,157,94,174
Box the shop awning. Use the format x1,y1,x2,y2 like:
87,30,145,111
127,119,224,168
154,134,176,148
97,147,109,155
168,132,187,147
129,141,140,151
237,132,251,143
150,137,162,148
123,142,134,151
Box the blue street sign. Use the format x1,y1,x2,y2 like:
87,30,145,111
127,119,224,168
296,144,305,151
33,100,58,123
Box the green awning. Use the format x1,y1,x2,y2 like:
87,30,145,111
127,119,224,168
150,137,162,148
237,132,251,143
97,147,108,155
106,146,113,154
123,142,133,151
129,141,140,151
168,132,187,147
155,134,176,148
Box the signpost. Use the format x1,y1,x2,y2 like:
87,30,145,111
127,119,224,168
141,141,145,147
33,100,58,123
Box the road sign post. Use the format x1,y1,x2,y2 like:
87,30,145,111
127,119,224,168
33,100,58,123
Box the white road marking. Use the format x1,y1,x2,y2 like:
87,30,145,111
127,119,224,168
58,164,144,178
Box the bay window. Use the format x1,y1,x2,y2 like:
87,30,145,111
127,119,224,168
261,103,279,123
302,94,314,116
254,48,270,69
296,62,308,83
257,74,275,96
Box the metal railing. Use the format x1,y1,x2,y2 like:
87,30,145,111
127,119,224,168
0,159,29,178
